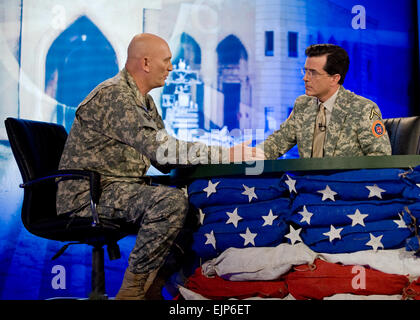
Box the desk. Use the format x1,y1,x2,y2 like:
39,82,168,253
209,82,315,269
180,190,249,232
168,155,420,184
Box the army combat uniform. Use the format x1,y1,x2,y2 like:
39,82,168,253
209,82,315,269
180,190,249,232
259,86,392,159
57,68,228,274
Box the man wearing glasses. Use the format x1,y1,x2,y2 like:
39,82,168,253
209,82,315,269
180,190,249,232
258,44,391,159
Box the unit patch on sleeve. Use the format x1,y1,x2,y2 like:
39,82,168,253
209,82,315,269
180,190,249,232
371,120,385,138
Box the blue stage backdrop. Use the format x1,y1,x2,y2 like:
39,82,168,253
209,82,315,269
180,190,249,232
0,0,418,299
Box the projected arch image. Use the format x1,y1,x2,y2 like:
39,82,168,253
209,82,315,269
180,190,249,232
45,16,119,131
162,32,204,136
217,35,249,131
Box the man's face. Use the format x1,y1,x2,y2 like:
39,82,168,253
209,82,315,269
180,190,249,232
303,55,336,102
149,43,173,89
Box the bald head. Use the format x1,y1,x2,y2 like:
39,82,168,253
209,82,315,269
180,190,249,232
127,33,166,60
125,33,173,95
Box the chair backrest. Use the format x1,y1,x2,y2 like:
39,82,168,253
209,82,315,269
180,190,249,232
5,117,68,225
383,116,420,155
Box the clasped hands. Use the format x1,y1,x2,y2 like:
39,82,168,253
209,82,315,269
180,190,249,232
229,139,265,162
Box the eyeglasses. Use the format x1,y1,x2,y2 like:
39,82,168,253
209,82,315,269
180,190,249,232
301,68,330,78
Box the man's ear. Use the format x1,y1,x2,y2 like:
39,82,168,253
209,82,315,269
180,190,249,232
142,57,151,73
331,73,341,85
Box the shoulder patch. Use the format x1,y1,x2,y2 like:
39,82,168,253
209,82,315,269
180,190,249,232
371,120,385,138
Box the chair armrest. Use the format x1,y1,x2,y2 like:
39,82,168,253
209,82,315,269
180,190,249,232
20,169,102,227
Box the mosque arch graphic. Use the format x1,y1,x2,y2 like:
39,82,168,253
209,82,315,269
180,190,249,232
45,15,118,131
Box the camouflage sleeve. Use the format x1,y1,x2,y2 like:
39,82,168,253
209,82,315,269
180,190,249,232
256,109,297,159
356,102,392,156
141,128,230,166
77,87,229,167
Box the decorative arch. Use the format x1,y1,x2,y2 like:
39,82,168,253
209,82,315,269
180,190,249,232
216,34,249,131
216,34,248,66
45,15,118,131
172,32,202,70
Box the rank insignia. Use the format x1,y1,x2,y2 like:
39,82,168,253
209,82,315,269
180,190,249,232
369,108,381,120
371,120,385,138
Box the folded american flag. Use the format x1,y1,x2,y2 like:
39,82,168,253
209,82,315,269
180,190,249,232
289,197,410,227
188,167,419,260
281,168,414,201
300,220,412,253
192,216,289,261
181,166,420,300
188,177,287,208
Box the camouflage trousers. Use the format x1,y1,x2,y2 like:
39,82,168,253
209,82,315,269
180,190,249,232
93,181,189,274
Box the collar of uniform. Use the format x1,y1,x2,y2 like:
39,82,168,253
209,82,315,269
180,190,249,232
318,86,340,113
122,67,148,109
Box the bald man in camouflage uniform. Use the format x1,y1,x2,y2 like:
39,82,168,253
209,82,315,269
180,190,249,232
259,44,391,159
56,33,263,300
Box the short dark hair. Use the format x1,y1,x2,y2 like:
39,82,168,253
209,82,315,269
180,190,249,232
305,44,349,85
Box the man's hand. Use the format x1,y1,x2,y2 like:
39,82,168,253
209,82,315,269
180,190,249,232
229,139,265,162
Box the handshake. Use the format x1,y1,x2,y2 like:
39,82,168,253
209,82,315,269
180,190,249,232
229,139,266,162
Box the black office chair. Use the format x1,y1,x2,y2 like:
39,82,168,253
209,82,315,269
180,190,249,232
4,117,137,299
383,116,420,155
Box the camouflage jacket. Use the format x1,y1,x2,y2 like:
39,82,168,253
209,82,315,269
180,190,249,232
259,86,392,159
57,68,228,215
